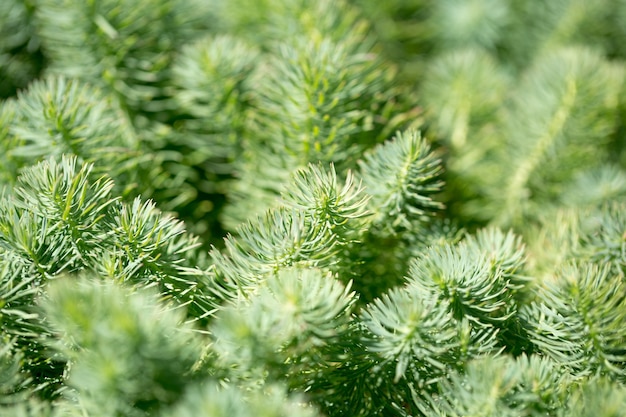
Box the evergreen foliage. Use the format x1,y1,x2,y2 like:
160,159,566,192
422,354,568,416
0,0,44,98
35,0,212,118
2,0,626,416
1,76,140,191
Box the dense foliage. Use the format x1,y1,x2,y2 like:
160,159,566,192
2,0,626,416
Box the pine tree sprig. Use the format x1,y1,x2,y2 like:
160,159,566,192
282,163,370,242
560,377,626,417
408,235,518,327
257,35,400,164
42,277,205,416
212,162,369,299
36,0,211,116
478,46,623,226
360,286,461,385
0,155,116,280
162,382,322,417
420,48,509,150
211,267,356,384
359,129,444,231
211,207,339,298
172,35,260,128
423,354,568,417
1,76,140,194
522,262,626,381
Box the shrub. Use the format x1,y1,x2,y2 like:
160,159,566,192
2,1,626,416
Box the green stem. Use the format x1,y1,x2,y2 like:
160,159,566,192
498,75,577,225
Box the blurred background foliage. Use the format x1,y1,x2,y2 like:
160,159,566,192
1,0,625,248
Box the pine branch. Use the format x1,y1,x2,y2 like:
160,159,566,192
560,378,626,417
256,36,400,163
1,76,140,194
211,267,356,386
470,46,623,226
361,286,463,385
423,354,568,417
408,228,528,328
222,33,408,226
211,0,370,51
1,156,117,279
36,0,211,117
359,129,444,231
211,207,338,299
282,163,370,243
521,262,626,382
0,202,67,397
98,197,215,322
171,34,260,147
211,163,368,299
42,277,205,417
163,382,322,417
420,48,509,150
358,284,498,416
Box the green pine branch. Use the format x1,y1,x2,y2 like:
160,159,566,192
360,129,444,231
465,46,623,226
522,262,626,381
422,354,568,417
36,0,211,117
42,277,205,416
0,76,141,195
